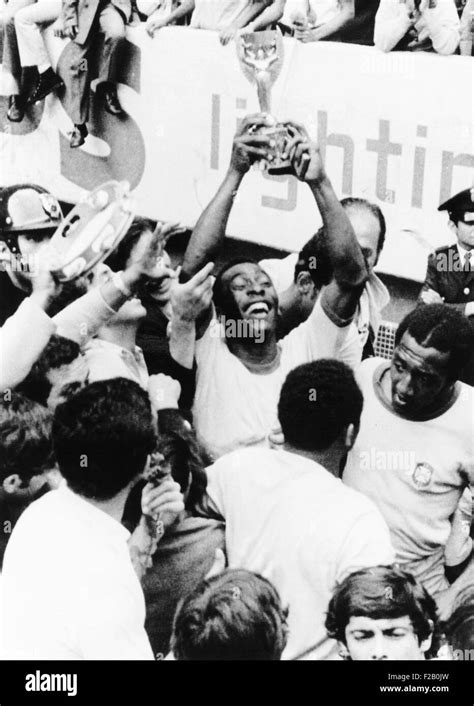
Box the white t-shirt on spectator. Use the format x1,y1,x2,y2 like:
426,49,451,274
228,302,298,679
190,0,250,30
192,298,362,459
207,447,395,660
374,0,460,55
2,485,154,660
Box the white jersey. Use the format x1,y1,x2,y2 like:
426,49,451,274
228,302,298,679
343,357,474,596
192,298,361,459
207,447,395,660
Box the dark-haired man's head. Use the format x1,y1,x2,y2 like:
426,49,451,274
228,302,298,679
213,259,278,340
278,359,363,455
171,569,288,660
390,304,474,416
105,216,176,306
443,190,474,251
325,566,439,661
0,393,58,500
52,378,156,501
17,335,88,410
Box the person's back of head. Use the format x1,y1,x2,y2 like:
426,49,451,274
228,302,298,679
52,378,156,501
0,392,54,491
171,569,288,660
294,230,333,292
278,359,363,453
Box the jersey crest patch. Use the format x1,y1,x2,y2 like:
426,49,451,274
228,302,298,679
412,462,433,488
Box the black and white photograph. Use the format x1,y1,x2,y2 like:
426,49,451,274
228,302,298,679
0,0,473,697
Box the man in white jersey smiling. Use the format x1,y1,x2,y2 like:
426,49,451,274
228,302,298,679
171,117,366,459
343,303,474,597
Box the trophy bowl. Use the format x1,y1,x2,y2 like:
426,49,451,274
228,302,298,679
49,180,135,282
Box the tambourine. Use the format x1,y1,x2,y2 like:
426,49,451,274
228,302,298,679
49,180,135,282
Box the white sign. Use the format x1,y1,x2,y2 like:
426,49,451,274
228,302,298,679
1,27,473,281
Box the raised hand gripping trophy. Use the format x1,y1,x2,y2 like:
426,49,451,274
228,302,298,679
236,30,292,176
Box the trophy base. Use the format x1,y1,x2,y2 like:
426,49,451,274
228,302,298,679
267,161,293,176
249,123,293,176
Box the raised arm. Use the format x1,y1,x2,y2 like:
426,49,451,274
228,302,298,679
219,0,272,44
170,262,215,361
285,121,369,321
146,0,195,37
244,0,285,32
295,0,355,41
56,222,179,344
181,114,272,281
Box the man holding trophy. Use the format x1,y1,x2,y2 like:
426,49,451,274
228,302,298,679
167,31,368,459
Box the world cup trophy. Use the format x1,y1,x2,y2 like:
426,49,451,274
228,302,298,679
236,30,292,175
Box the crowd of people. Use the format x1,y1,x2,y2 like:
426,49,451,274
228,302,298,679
1,0,472,146
0,106,473,660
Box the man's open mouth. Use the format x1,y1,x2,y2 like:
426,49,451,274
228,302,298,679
245,302,270,318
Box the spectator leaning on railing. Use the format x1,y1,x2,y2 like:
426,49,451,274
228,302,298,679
146,0,269,42
374,0,460,54
280,0,356,42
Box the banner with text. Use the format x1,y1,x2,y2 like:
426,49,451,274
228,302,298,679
0,27,472,281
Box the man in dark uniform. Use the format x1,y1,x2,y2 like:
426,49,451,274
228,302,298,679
0,184,63,326
419,187,474,385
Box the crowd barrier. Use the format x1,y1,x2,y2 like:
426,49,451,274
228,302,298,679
0,26,473,281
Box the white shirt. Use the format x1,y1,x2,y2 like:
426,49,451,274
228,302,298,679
190,0,251,29
0,298,55,393
207,447,395,660
374,0,460,55
457,243,473,270
343,358,474,596
192,298,361,459
1,486,154,660
84,338,149,389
